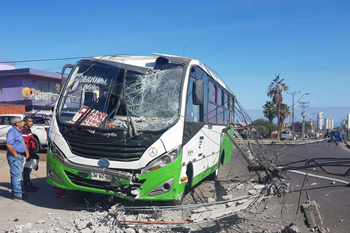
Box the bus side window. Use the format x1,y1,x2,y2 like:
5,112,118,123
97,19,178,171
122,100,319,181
224,110,230,125
208,103,216,124
208,81,217,124
217,107,224,124
217,88,222,106
185,75,201,122
196,67,208,123
209,81,216,103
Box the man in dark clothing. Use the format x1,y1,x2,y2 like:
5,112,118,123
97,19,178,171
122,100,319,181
22,117,39,192
7,117,29,200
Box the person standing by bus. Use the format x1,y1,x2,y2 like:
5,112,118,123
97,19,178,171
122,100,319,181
22,117,39,192
6,117,29,200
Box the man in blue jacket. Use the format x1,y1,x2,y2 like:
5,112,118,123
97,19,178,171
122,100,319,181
6,117,29,200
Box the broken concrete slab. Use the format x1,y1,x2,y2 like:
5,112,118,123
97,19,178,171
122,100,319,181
207,197,216,203
254,184,265,190
222,195,233,200
248,189,257,195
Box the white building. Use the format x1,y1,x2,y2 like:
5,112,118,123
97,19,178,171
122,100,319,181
317,112,324,130
347,114,350,130
325,118,334,130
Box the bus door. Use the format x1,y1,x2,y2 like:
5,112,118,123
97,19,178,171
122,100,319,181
184,69,206,183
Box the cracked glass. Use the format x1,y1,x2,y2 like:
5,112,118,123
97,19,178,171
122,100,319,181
110,66,184,131
58,61,184,132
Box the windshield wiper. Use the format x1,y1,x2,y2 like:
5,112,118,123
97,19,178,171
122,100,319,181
123,99,138,137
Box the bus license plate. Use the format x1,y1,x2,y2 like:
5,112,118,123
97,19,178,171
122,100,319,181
91,172,112,182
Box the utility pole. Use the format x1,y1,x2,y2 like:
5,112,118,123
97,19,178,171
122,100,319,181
287,91,300,134
299,101,310,139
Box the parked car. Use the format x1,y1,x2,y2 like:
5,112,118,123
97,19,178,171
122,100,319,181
0,114,51,152
280,130,294,140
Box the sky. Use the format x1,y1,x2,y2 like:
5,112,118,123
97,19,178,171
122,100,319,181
1,0,349,121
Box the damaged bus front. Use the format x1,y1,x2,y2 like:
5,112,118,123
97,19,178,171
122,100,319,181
47,54,235,203
47,56,188,202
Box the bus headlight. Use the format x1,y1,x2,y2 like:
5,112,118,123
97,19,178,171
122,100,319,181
141,146,181,174
49,142,66,163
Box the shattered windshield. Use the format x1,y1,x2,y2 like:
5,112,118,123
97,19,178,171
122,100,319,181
58,60,183,132
108,66,183,131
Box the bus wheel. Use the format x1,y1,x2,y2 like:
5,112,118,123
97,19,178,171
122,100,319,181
220,150,225,165
185,164,193,193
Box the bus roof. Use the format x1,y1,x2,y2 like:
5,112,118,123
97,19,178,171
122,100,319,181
93,53,233,95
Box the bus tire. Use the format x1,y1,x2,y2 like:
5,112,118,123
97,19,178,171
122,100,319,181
185,163,193,193
220,150,225,165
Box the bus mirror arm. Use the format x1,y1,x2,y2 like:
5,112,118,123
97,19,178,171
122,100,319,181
60,64,74,92
193,80,204,105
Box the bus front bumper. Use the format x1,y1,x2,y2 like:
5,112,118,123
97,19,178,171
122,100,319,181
46,151,186,201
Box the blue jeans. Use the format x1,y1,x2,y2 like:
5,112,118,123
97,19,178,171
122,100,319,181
7,154,24,198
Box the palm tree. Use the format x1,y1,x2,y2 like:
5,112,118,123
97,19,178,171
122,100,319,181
267,75,289,138
263,101,277,123
278,103,291,129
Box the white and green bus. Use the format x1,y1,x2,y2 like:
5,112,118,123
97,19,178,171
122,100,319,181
47,53,236,203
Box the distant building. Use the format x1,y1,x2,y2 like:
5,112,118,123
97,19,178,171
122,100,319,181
325,118,334,130
342,119,347,126
0,61,61,114
317,112,324,130
347,114,350,130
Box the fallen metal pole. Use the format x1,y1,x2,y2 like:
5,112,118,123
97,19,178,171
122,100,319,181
285,169,350,185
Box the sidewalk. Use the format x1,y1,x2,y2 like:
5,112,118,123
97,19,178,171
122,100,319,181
0,151,80,232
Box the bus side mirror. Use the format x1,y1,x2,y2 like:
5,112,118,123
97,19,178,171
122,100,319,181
193,80,204,105
60,64,74,92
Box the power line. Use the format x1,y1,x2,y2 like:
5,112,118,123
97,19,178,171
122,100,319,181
0,56,95,64
0,54,140,64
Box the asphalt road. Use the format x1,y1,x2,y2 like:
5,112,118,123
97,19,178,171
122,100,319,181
269,141,350,233
0,141,349,232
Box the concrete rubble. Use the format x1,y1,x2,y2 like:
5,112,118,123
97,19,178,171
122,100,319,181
5,181,303,233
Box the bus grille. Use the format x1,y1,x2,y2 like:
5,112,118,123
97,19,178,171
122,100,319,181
66,139,146,162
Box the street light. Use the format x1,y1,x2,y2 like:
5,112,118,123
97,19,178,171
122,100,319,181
288,92,310,135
